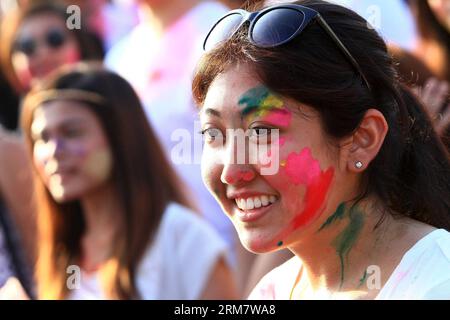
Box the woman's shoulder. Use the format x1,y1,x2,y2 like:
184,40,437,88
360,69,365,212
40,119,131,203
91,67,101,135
136,202,230,299
160,202,217,235
248,256,301,300
378,229,450,299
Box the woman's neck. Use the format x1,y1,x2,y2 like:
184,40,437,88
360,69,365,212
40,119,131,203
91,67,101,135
288,198,435,299
139,0,199,35
80,183,121,272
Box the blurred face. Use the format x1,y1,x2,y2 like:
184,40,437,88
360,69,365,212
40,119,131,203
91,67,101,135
12,13,81,91
31,100,113,203
200,64,353,253
428,0,450,32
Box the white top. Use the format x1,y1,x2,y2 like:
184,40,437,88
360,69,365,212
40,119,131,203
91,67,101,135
68,202,230,300
105,2,237,261
249,229,450,300
0,225,15,287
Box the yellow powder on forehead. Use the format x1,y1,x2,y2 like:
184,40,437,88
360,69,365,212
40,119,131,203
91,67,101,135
260,94,284,109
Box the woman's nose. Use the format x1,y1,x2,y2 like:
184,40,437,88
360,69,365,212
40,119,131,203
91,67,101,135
220,163,256,186
220,136,256,185
47,138,67,159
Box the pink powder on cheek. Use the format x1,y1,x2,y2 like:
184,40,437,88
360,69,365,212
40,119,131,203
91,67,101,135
284,148,321,185
267,148,335,247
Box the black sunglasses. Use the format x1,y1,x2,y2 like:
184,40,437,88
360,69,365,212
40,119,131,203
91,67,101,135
203,4,371,91
14,28,67,57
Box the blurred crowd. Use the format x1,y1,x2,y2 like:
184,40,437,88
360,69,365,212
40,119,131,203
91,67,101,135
0,0,448,299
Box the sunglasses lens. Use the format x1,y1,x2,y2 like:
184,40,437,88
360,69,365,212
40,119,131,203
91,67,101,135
46,29,66,49
16,38,36,56
252,8,305,47
204,12,243,51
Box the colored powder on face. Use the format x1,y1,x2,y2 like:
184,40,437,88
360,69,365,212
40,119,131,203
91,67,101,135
278,137,287,147
238,85,285,119
318,202,346,232
270,165,335,247
263,110,292,127
288,168,335,231
70,143,88,157
358,269,368,288
239,171,255,182
331,207,365,288
284,148,322,186
83,148,113,182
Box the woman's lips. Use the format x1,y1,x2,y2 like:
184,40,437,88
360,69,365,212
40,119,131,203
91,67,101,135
235,202,276,223
232,195,278,223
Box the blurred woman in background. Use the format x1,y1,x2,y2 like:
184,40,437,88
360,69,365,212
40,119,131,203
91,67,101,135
14,63,237,299
0,2,105,296
0,0,103,95
391,0,449,142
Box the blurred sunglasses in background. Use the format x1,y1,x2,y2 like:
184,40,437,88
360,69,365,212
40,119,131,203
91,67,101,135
203,4,371,91
14,28,67,57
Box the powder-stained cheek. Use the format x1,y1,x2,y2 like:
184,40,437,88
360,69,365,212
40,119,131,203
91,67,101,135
284,149,322,185
269,147,335,247
82,148,113,182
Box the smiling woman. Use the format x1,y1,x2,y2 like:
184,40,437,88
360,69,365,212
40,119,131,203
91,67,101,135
193,0,450,299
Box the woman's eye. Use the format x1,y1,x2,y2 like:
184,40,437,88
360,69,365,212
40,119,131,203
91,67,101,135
200,128,223,143
63,127,82,138
248,127,271,136
247,127,275,144
33,132,49,143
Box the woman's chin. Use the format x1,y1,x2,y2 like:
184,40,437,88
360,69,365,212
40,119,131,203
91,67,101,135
49,188,78,204
239,234,279,254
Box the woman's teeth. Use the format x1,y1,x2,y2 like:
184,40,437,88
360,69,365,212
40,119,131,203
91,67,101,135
235,195,277,210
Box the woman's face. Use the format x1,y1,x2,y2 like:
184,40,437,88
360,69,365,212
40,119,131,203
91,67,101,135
31,100,113,203
200,64,356,253
428,0,450,33
12,13,81,91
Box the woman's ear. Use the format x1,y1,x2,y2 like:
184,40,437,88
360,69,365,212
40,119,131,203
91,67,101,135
346,109,388,172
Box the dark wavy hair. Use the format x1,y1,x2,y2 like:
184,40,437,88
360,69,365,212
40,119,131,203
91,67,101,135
192,0,450,230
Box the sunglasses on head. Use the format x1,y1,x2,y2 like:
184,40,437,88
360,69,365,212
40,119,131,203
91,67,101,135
14,28,67,57
203,4,371,91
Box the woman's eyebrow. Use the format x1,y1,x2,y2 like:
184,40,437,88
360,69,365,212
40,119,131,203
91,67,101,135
202,108,221,118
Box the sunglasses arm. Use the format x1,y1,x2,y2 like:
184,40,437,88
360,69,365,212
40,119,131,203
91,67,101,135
316,15,372,91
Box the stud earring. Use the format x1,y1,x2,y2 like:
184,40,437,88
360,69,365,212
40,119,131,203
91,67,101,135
355,161,363,169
